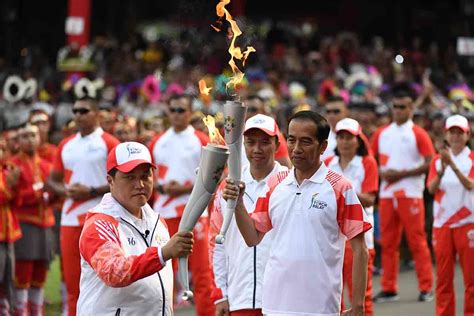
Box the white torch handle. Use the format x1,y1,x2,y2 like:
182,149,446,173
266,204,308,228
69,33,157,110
177,144,229,301
216,138,242,244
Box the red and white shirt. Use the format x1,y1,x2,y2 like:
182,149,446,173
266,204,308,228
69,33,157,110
250,163,371,315
149,126,208,219
53,128,119,226
427,147,474,228
325,155,378,249
209,162,287,311
371,120,434,198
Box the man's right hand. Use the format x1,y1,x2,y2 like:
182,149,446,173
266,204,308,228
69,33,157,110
222,179,245,202
161,231,194,261
216,300,230,316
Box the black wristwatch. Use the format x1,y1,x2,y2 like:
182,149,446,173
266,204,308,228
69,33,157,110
89,187,99,198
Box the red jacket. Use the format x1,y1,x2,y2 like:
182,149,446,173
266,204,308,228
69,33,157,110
9,153,55,228
0,164,22,242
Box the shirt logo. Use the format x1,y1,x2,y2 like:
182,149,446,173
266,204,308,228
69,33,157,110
126,143,142,157
127,237,136,246
468,229,474,248
308,193,327,210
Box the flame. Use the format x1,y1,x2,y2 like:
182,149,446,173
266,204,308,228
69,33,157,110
214,0,255,92
202,115,225,145
199,79,212,96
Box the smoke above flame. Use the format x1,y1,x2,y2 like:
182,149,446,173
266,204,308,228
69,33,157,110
213,0,255,92
202,115,225,145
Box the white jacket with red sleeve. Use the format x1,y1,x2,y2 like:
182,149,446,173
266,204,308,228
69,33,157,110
77,193,173,316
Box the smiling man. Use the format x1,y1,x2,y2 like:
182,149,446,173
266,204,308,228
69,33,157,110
77,142,194,315
223,111,371,316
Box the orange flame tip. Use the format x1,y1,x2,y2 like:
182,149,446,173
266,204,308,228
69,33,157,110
199,79,213,96
202,115,225,145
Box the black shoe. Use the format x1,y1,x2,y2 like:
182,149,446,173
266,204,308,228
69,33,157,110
373,291,400,303
418,291,434,302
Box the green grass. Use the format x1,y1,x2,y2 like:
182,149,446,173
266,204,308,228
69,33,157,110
44,257,62,315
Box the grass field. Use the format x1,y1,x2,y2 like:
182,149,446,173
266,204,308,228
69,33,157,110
44,257,62,315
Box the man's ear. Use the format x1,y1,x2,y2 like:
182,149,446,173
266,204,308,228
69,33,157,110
106,174,114,188
319,139,328,155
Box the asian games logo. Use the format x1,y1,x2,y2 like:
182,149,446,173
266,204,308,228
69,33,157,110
126,143,142,157
308,193,327,210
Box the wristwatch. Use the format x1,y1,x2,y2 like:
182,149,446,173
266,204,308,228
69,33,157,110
89,187,99,198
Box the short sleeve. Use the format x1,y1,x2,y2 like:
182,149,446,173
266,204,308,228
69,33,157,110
427,155,440,186
361,156,379,193
413,125,435,158
53,135,75,173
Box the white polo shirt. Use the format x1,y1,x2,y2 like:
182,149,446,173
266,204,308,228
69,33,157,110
325,155,378,249
54,128,119,226
371,120,434,198
149,126,208,219
209,162,287,311
250,163,371,315
428,147,474,228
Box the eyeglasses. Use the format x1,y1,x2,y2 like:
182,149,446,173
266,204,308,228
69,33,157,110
169,107,187,114
326,109,341,114
72,108,91,115
392,104,408,110
247,106,258,113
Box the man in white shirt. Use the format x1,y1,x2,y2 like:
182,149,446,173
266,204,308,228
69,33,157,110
371,83,435,303
149,94,214,315
209,114,288,316
48,98,119,315
224,111,371,316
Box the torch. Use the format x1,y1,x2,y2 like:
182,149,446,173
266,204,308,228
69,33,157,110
215,101,247,244
177,144,229,301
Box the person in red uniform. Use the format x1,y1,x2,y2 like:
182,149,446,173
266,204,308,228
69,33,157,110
9,124,55,316
0,138,21,315
28,111,57,164
427,114,474,316
371,83,435,303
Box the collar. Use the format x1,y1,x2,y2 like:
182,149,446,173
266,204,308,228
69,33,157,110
77,127,103,140
170,125,193,136
450,146,471,158
242,161,282,184
392,119,414,129
282,162,329,186
92,193,156,223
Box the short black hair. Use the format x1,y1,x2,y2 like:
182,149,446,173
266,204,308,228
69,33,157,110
169,93,193,111
75,97,99,111
246,94,265,103
107,168,118,178
288,111,330,143
325,95,346,105
391,82,416,100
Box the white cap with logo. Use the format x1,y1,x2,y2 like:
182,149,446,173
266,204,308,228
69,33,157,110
335,118,362,136
445,114,470,132
244,114,279,136
107,142,156,173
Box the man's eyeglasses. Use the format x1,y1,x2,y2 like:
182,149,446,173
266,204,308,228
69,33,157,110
72,108,91,115
247,106,258,113
326,109,341,114
169,107,187,114
392,104,408,110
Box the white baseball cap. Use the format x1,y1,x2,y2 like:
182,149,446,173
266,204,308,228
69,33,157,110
107,142,156,173
445,114,470,132
244,114,279,136
335,118,362,136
